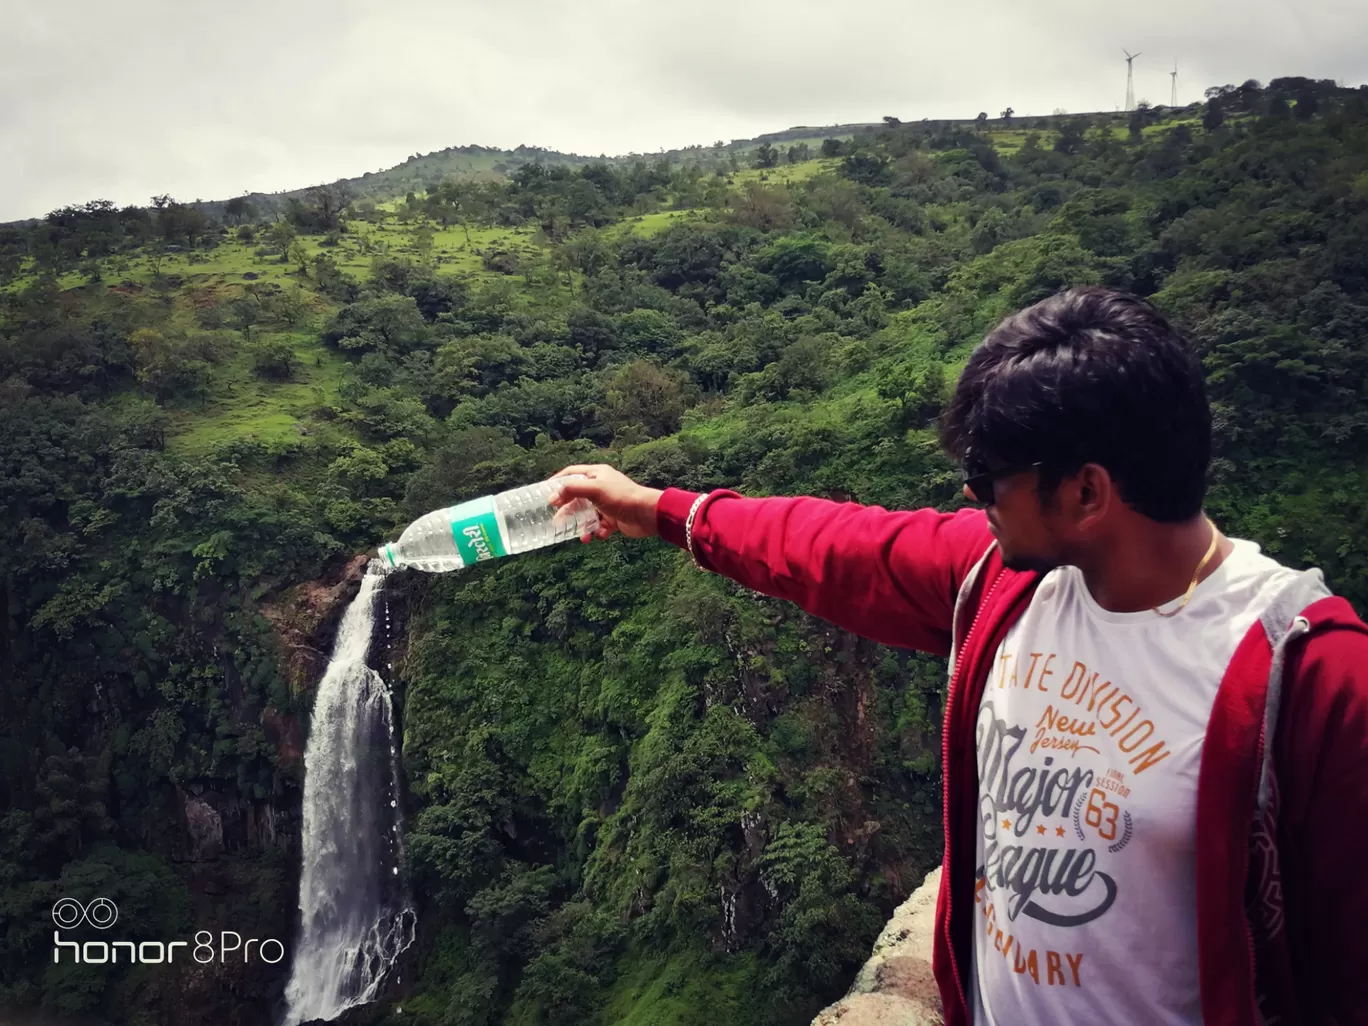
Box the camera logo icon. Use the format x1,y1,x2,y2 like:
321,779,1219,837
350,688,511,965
52,897,119,930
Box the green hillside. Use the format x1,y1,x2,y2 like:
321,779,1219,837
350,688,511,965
2,76,1366,1026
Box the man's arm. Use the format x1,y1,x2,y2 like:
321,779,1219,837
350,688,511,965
655,487,994,656
1277,616,1368,1023
549,466,995,656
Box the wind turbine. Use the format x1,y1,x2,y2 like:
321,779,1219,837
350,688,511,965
1171,61,1178,107
1124,49,1141,112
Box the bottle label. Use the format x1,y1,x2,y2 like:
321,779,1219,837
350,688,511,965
448,496,507,564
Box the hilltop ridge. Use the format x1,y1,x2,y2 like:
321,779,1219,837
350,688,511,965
8,112,1155,227
197,113,1140,218
191,120,894,222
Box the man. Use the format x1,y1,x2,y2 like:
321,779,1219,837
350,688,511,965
549,286,1368,1026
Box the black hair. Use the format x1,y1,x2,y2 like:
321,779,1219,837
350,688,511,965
939,286,1211,522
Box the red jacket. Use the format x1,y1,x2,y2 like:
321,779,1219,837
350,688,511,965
656,487,1368,1026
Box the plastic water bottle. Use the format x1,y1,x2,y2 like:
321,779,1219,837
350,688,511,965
377,475,600,573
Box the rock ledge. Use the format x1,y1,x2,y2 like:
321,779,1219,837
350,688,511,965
812,867,944,1026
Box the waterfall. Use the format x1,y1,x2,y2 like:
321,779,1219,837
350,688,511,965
282,561,416,1025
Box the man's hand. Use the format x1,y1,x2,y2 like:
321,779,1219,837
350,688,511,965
549,465,664,542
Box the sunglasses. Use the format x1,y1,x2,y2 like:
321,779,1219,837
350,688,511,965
962,460,1043,505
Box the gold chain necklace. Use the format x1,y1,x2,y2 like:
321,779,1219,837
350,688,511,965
1152,517,1221,618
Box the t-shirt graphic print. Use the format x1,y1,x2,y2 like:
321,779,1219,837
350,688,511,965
969,538,1302,1026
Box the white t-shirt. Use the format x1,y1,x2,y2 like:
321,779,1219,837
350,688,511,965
970,538,1301,1026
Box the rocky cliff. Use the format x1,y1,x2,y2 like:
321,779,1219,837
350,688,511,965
812,868,944,1026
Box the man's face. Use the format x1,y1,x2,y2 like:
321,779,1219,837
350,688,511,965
965,466,1071,574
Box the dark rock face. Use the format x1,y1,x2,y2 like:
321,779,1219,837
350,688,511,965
174,786,291,860
260,552,373,698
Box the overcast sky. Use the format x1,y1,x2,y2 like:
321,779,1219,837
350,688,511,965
2,0,1365,222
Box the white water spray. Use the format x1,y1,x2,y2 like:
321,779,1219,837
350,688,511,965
282,561,415,1025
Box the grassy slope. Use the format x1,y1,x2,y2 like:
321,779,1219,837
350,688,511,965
0,121,1109,463
3,112,1194,464
729,159,843,186
591,944,766,1026
605,208,703,239
3,217,561,455
165,328,349,453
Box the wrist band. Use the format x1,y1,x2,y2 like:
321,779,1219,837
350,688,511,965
684,492,711,572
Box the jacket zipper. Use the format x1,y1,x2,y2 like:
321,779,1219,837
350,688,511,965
940,568,1004,1012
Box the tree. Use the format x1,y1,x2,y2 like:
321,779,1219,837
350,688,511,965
741,335,835,402
262,284,311,328
1294,89,1319,121
266,221,297,261
287,239,310,275
841,153,891,186
411,224,435,263
1263,94,1291,123
786,143,812,164
602,360,695,442
1129,101,1154,141
1000,107,1014,124
252,338,299,380
432,177,493,242
128,328,227,402
307,184,350,232
560,229,612,279
820,138,845,158
284,184,351,233
150,195,209,247
1203,97,1225,132
322,295,429,355
327,444,390,495
877,362,949,427
313,253,357,302
753,143,779,169
145,239,166,283
757,820,882,991
181,203,209,247
564,179,608,226
227,295,262,341
730,183,795,232
1054,119,1087,155
225,196,256,225
976,112,988,127
432,334,529,401
971,207,1011,254
0,227,26,283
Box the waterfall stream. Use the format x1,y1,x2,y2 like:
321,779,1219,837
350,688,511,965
282,561,416,1025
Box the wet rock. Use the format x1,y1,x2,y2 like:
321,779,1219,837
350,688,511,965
183,794,224,861
262,704,305,771
259,552,370,695
175,787,293,859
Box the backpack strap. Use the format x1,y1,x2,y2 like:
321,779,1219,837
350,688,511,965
1254,567,1331,815
1247,569,1338,1022
948,542,998,679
